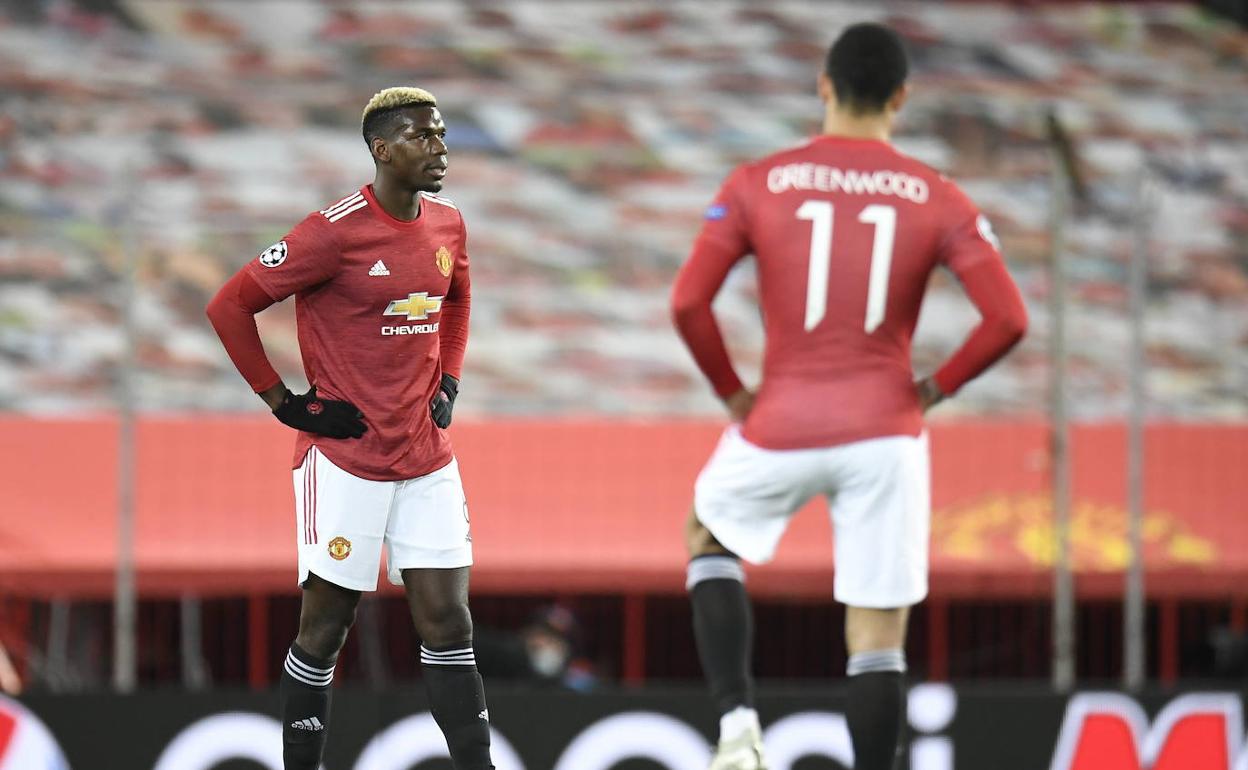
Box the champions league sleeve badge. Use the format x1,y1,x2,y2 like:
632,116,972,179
259,241,288,268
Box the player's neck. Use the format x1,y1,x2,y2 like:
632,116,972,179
370,176,422,221
821,109,892,143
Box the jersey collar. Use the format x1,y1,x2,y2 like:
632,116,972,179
361,184,426,231
809,134,891,150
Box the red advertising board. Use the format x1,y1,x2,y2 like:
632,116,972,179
1,417,1244,599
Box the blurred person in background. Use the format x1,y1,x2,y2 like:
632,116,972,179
672,23,1028,770
475,604,599,691
206,87,492,770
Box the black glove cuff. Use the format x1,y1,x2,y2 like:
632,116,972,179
439,373,459,400
272,388,296,415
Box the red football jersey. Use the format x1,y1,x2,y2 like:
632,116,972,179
674,135,1018,450
247,184,470,480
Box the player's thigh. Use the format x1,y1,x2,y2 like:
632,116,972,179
693,426,822,565
293,446,394,593
383,458,473,586
827,431,931,609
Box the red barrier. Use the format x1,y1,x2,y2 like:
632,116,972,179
1,417,1244,599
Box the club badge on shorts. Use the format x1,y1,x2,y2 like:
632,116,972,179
435,246,452,277
327,536,352,561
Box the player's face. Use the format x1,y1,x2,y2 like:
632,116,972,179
388,106,448,192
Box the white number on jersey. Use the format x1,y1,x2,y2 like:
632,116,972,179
796,201,898,333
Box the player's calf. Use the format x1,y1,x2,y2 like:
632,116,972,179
687,547,766,770
405,568,493,769
281,642,336,770
844,606,910,770
688,554,754,715
414,604,493,768
281,574,360,769
846,651,905,770
421,641,493,769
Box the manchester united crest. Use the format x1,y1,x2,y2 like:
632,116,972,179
327,536,352,561
435,246,452,277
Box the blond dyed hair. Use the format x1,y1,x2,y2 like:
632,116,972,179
361,86,437,126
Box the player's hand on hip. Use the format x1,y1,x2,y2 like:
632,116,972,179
916,377,945,412
430,373,459,429
724,388,755,423
272,386,367,439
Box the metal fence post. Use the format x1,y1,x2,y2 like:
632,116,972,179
1047,111,1075,692
113,169,139,693
1124,166,1151,691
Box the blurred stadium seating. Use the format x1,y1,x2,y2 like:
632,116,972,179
1,0,1245,417
3,0,1248,722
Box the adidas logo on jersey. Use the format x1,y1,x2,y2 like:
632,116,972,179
478,709,489,722
291,717,325,731
369,260,390,276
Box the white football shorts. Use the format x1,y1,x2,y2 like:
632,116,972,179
293,446,473,592
694,426,930,609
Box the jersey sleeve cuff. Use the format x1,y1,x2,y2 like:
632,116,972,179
712,375,746,401
251,372,283,394
932,367,961,398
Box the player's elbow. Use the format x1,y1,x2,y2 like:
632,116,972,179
669,294,693,323
670,298,710,334
204,290,226,328
670,282,711,324
994,304,1029,348
205,283,249,337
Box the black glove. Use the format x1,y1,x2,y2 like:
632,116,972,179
430,373,459,429
272,387,367,439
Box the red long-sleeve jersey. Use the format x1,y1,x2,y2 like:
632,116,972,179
672,135,1027,450
206,184,471,480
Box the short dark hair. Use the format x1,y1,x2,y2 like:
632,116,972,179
360,87,437,149
825,23,909,115
361,105,428,149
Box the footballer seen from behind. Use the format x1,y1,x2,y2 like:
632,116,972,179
206,87,493,770
672,24,1028,770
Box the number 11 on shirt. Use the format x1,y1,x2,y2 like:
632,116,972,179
796,201,897,333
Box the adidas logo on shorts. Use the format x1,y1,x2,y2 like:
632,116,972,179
478,709,489,722
291,717,325,731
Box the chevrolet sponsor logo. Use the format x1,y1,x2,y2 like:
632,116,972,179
384,292,444,321
382,322,439,336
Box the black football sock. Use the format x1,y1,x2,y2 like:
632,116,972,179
280,642,335,770
845,649,906,770
687,555,755,715
421,643,494,770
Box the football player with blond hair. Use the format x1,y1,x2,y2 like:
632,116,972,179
207,87,493,769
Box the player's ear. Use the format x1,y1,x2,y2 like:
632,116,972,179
888,83,911,114
370,136,390,164
817,71,835,106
